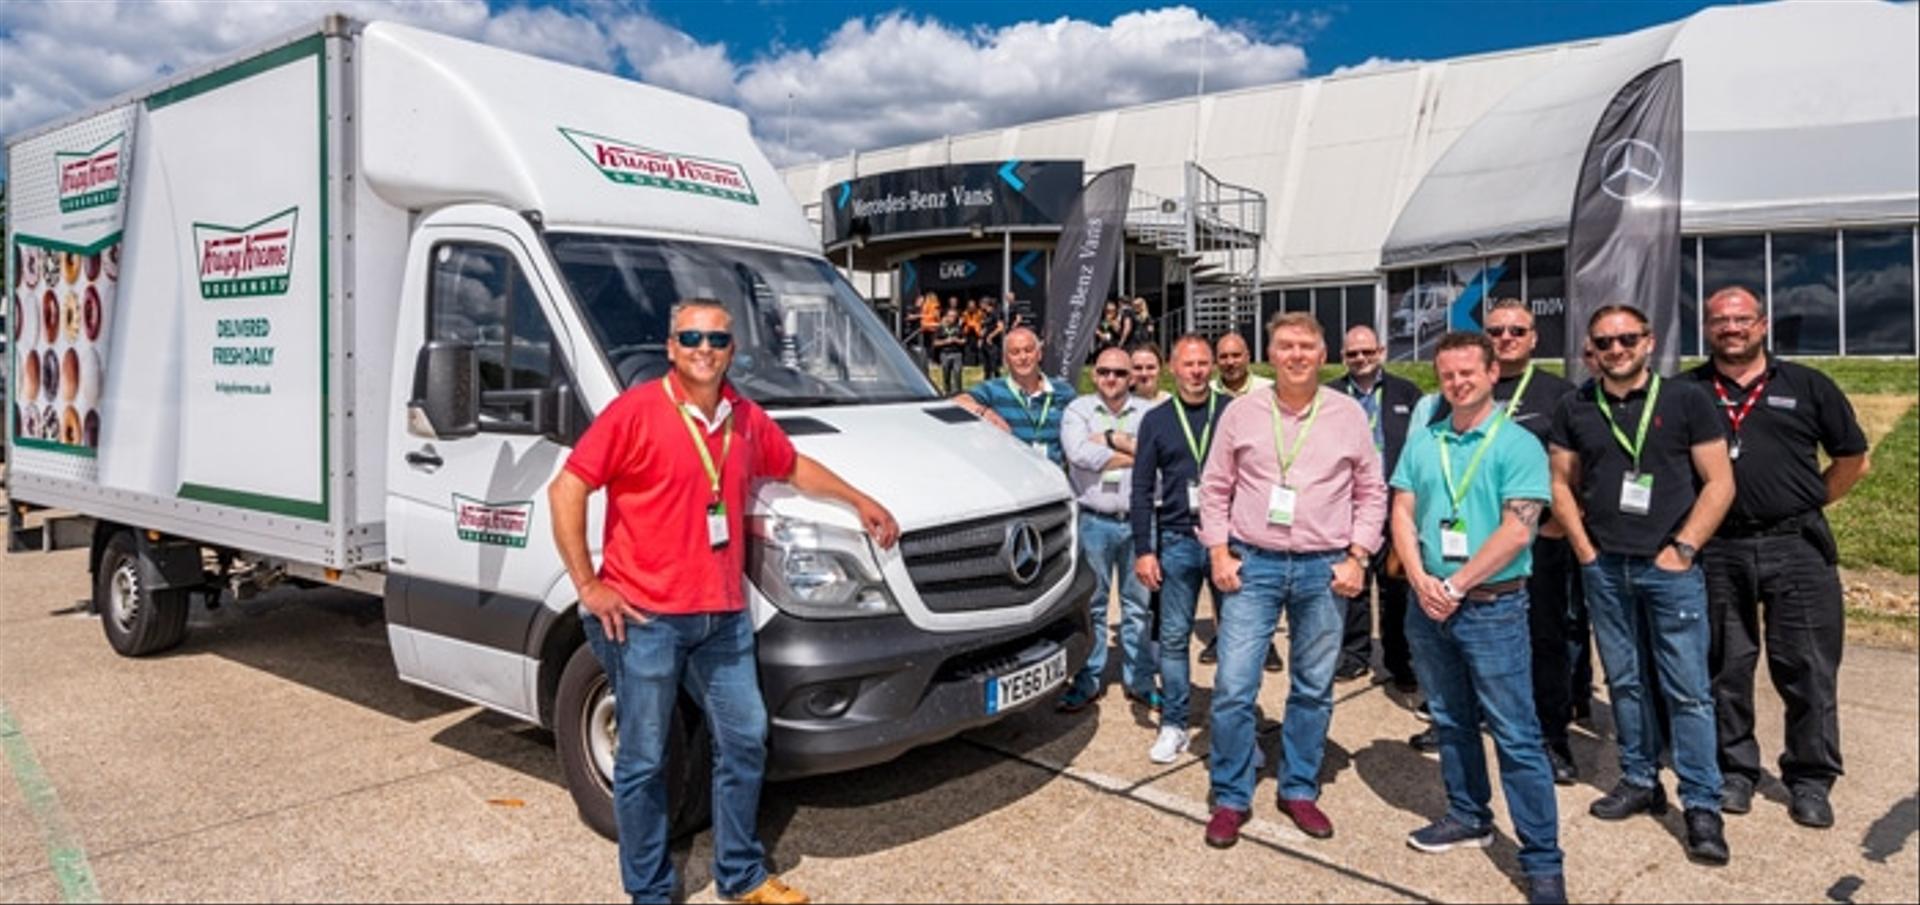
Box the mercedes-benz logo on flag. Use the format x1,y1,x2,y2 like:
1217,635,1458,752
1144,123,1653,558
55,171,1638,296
1601,138,1665,201
1001,520,1045,585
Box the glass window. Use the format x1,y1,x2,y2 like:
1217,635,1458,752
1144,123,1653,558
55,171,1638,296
428,243,557,431
1523,251,1568,360
1769,232,1839,355
1284,288,1311,313
1386,269,1417,361
1314,286,1344,351
1844,228,1916,355
1486,256,1522,323
1702,235,1766,360
1679,237,1699,358
1344,283,1378,339
1406,265,1465,361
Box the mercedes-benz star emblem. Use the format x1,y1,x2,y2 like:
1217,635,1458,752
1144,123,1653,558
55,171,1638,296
1001,520,1045,586
1600,138,1665,202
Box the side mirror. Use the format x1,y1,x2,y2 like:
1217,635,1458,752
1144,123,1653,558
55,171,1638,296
409,340,479,439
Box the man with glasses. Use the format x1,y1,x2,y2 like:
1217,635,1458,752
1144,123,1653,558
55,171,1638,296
952,326,1076,465
1549,304,1736,865
1328,325,1423,686
1686,287,1870,829
1059,346,1156,713
1132,335,1226,761
1389,331,1566,905
1198,312,1386,847
550,300,899,905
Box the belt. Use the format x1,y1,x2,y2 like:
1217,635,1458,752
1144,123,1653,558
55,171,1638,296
1462,578,1527,603
1082,508,1128,522
1717,509,1818,540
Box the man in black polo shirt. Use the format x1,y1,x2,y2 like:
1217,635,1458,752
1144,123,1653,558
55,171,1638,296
1549,303,1736,865
1686,286,1870,829
1328,325,1423,686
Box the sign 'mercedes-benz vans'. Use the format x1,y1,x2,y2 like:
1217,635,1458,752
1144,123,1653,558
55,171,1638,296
3,16,1093,839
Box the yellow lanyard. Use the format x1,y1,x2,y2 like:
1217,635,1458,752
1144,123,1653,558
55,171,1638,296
665,377,732,503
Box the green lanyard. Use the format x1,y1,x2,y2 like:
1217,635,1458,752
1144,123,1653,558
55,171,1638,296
1501,363,1538,422
665,377,732,503
1007,376,1054,431
1267,389,1322,487
1176,390,1220,468
1352,380,1381,434
1595,374,1661,474
1435,408,1506,523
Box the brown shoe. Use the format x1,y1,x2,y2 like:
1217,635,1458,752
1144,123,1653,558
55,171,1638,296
1205,806,1251,848
730,875,810,905
1277,797,1335,839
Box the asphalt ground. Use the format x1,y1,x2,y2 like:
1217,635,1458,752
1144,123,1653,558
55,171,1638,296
2,538,1916,903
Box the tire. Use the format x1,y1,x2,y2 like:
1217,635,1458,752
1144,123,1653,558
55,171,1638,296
553,642,712,841
95,531,190,657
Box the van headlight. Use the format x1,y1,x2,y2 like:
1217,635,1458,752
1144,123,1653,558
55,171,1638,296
747,515,900,619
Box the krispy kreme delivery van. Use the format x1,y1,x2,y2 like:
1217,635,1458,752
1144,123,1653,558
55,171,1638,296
3,16,1092,838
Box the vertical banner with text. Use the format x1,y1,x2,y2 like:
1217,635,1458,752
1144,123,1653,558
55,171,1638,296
1565,61,1684,383
1041,166,1135,383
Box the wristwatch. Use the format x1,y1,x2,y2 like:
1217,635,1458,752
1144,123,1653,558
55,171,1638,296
1670,540,1698,564
1347,546,1371,569
1440,578,1466,601
1104,428,1116,447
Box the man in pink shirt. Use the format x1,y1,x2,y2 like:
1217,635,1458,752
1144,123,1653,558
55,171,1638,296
1198,312,1388,848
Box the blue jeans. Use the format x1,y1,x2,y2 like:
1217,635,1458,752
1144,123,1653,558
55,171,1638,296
583,611,770,903
1208,542,1344,808
1406,589,1564,877
1072,511,1156,700
1156,531,1209,729
1583,553,1723,811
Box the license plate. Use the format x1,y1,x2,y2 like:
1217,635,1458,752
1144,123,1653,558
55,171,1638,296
985,647,1068,715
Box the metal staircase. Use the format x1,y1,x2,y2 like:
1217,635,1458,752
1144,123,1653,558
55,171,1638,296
1125,163,1266,340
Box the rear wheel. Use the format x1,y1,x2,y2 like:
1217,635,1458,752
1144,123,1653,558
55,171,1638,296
95,531,190,656
553,642,711,841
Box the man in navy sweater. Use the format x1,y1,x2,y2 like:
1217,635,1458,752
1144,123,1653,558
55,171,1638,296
1131,334,1239,763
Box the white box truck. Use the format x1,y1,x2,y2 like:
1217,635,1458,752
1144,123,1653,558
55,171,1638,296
4,16,1092,837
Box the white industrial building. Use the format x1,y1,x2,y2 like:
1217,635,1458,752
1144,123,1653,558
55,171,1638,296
781,0,1919,359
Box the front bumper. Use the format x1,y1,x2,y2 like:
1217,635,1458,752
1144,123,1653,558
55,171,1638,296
756,563,1095,780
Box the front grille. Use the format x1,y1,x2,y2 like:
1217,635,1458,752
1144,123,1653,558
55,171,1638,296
900,502,1073,613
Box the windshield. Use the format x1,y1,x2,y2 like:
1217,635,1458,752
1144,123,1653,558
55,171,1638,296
546,233,937,406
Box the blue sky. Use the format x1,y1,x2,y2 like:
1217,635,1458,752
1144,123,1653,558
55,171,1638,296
1,0,1724,170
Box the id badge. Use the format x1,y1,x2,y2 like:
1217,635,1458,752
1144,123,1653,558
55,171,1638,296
1440,521,1470,562
1101,468,1126,490
706,502,730,548
1267,484,1297,526
1186,481,1201,511
1030,441,1051,458
1728,437,1742,461
1619,473,1653,516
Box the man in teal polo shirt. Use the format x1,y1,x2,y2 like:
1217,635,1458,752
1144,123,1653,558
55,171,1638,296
1388,331,1565,905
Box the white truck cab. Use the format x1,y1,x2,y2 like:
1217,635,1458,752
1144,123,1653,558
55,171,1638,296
5,17,1092,838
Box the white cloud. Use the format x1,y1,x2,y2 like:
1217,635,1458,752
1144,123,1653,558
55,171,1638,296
0,2,1311,173
1330,56,1421,77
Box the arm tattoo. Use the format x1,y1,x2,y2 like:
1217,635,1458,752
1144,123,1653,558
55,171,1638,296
1504,499,1543,529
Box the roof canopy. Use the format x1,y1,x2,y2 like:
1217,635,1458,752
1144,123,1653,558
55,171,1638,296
1381,0,1920,268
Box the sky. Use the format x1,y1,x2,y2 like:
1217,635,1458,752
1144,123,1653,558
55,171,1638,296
0,0,1724,172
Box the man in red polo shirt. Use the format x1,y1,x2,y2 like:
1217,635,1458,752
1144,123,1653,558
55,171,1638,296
549,299,897,905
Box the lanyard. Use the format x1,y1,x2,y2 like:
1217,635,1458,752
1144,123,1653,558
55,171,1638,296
1711,372,1769,437
665,377,732,502
1176,390,1220,469
1595,374,1661,474
1101,403,1133,432
1007,376,1054,430
1501,363,1538,422
1436,408,1507,519
1268,389,1322,487
1346,378,1382,433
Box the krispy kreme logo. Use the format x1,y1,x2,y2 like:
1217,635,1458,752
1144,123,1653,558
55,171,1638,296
193,207,298,299
453,495,534,548
559,127,758,205
56,133,125,213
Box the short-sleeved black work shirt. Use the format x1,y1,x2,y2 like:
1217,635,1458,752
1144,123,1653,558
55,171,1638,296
1682,356,1869,530
1498,366,1576,447
1548,373,1726,557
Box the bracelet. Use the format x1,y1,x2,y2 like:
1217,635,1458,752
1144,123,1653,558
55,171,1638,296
1440,578,1466,601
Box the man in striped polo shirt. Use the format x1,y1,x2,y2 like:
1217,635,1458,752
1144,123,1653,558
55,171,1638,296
952,326,1077,465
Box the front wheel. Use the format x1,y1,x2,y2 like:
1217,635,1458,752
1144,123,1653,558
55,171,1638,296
553,642,711,841
95,531,190,657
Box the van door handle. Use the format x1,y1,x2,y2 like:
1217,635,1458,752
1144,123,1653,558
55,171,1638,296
405,449,444,469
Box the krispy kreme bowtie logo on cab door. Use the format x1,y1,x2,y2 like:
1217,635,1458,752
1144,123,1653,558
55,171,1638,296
558,127,758,205
193,207,298,299
56,133,126,213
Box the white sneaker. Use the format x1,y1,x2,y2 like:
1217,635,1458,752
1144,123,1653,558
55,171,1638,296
1149,725,1191,763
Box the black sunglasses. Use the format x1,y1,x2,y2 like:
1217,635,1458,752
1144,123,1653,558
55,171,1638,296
1486,325,1531,338
675,329,734,349
1589,331,1647,352
1094,367,1130,378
